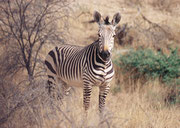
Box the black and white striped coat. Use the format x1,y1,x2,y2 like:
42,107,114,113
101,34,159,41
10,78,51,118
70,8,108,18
45,11,121,113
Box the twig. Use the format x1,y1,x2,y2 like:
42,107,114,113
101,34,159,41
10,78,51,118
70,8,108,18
55,104,76,128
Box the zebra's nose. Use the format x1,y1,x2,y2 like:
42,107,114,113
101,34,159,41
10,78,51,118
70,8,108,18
104,50,110,57
101,50,110,60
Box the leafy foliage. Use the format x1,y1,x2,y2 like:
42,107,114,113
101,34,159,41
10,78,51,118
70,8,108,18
114,48,180,84
113,48,180,104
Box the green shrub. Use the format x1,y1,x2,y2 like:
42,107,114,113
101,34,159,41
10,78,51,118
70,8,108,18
113,48,180,104
114,48,180,84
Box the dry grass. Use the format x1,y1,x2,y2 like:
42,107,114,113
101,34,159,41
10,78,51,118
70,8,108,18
2,82,179,128
46,81,180,128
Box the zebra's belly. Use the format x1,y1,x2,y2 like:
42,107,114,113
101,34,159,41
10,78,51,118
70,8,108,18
61,78,83,87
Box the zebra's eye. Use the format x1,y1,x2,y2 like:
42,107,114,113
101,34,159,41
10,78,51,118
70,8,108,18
113,35,116,37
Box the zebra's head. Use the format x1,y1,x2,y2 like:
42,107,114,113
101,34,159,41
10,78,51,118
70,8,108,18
94,11,121,54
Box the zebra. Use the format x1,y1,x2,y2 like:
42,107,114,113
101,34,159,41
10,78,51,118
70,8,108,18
45,11,121,113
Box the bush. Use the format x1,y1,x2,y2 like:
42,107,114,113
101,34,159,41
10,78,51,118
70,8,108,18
113,48,180,104
114,48,180,84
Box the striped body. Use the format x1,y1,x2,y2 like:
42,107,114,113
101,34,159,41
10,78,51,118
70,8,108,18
45,42,114,87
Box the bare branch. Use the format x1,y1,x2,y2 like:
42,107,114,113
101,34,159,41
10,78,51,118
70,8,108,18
0,0,71,80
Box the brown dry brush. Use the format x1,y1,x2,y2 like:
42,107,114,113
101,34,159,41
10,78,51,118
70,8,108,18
0,78,76,128
0,0,72,127
115,7,179,52
0,79,114,128
0,79,48,128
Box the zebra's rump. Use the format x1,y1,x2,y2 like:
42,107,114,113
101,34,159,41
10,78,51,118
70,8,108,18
45,44,85,82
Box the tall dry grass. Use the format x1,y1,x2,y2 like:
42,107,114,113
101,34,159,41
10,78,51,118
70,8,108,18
2,81,179,128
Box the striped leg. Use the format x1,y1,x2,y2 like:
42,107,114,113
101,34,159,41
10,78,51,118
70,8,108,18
46,75,58,99
83,82,92,112
99,84,110,113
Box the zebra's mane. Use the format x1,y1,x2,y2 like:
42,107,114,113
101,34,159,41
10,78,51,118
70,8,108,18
104,16,110,25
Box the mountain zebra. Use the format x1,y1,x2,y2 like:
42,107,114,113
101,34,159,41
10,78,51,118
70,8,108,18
45,11,121,113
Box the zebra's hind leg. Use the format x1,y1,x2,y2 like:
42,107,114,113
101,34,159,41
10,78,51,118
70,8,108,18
46,75,63,101
58,79,71,96
61,82,71,96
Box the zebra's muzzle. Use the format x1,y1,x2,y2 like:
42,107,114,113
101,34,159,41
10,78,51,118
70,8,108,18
99,50,110,61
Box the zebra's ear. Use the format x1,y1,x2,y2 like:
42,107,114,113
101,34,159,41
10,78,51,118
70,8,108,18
112,12,121,27
93,11,101,25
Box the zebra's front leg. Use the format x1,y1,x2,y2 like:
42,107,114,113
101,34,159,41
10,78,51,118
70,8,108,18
83,83,92,113
99,84,110,114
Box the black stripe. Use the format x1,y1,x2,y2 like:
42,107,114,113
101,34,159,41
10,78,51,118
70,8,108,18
84,92,91,96
49,50,57,67
77,50,83,76
76,55,79,78
107,67,114,74
96,48,106,64
88,46,103,78
47,80,53,85
83,45,104,82
56,47,61,67
106,76,113,80
83,75,95,84
61,47,65,78
61,47,64,61
48,75,55,80
73,51,80,79
92,47,104,69
65,53,71,80
64,47,74,79
45,60,57,74
68,51,77,79
69,57,73,79
72,54,77,79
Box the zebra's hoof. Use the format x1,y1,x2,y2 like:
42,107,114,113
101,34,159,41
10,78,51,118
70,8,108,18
64,91,70,96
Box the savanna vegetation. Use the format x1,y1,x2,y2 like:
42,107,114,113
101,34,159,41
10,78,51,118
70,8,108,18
0,0,180,128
